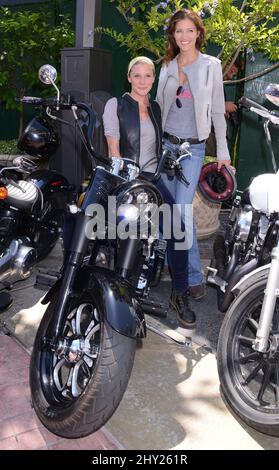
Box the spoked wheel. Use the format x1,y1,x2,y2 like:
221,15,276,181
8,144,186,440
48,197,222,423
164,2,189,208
217,276,279,436
30,293,136,438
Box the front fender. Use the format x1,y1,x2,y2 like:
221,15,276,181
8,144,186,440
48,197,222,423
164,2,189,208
41,278,62,305
232,263,270,295
76,266,146,338
42,266,146,338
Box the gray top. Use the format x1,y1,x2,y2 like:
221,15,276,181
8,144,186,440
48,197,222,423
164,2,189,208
164,82,198,139
103,97,157,172
156,53,230,160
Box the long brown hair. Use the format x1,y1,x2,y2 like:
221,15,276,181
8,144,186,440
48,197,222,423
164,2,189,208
164,9,205,64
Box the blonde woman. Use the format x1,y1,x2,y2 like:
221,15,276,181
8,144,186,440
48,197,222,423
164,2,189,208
103,56,196,328
103,56,162,174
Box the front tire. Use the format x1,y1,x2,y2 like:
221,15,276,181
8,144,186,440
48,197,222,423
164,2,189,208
217,275,279,436
30,293,136,438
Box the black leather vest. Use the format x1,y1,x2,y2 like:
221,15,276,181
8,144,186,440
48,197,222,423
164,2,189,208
117,93,162,165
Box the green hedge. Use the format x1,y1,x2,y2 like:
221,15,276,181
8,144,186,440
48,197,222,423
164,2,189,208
0,140,21,155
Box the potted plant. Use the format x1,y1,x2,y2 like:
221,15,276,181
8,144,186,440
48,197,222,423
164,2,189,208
192,156,222,240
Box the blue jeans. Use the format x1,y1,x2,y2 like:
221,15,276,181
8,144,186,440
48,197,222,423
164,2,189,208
161,139,205,287
156,177,189,293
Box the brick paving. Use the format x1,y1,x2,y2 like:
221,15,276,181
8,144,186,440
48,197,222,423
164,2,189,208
0,328,122,450
0,210,230,450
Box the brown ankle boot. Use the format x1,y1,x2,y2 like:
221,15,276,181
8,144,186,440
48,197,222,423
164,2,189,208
188,283,206,300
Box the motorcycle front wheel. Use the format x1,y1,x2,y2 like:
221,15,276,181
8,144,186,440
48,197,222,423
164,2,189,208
217,275,279,436
30,293,136,438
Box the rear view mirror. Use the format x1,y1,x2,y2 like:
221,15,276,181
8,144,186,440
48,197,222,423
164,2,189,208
38,64,60,106
38,64,57,85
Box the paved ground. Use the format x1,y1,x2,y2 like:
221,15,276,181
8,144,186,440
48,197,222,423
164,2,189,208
0,243,122,451
0,224,279,450
0,328,122,450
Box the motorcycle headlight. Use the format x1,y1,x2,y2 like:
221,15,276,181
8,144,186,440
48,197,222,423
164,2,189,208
122,193,133,204
136,191,149,204
117,203,140,221
116,186,160,223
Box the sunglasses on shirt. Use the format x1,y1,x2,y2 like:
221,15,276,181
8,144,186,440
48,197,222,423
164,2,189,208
176,86,183,108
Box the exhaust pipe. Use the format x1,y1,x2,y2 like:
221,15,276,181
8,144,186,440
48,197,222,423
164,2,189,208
213,234,226,275
207,235,226,287
211,235,259,312
223,242,241,281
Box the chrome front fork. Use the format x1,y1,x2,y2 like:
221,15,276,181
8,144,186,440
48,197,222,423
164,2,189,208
253,243,279,352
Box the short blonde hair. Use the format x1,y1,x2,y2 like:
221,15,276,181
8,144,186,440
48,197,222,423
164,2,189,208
127,56,155,76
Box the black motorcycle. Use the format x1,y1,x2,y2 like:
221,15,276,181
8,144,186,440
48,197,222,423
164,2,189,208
207,91,279,312
0,110,73,308
28,65,176,438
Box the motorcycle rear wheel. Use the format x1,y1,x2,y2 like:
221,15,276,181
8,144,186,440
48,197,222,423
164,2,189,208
30,293,136,438
31,193,65,261
217,275,279,436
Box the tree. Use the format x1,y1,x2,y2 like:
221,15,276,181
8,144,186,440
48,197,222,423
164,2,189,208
96,0,279,82
0,6,74,137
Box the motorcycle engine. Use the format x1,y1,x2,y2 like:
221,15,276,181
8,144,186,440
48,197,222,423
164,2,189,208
235,205,253,242
228,197,253,243
136,238,167,296
0,238,36,284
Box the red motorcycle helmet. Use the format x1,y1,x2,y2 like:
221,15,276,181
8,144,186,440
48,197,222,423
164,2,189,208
198,162,236,203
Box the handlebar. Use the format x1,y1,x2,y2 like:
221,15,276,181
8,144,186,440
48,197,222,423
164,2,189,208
19,95,170,181
71,102,109,167
239,96,279,125
18,96,57,106
238,96,267,112
19,95,74,109
152,149,169,183
19,96,45,105
20,95,109,167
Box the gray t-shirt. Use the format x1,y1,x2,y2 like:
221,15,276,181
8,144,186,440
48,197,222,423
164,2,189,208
103,97,157,172
164,82,198,139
